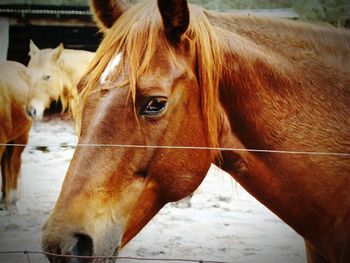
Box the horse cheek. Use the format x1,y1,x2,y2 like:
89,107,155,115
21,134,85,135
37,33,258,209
121,180,163,246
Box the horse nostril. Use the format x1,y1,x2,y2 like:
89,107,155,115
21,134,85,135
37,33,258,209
71,233,93,261
31,108,37,117
27,107,36,118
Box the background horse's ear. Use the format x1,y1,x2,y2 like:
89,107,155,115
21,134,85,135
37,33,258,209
90,0,131,31
29,40,40,57
158,0,190,44
51,43,64,62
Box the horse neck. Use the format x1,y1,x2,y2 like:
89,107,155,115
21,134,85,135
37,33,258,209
4,61,31,105
211,14,350,151
211,14,350,252
210,13,350,64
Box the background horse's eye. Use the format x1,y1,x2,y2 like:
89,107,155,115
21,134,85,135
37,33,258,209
43,75,51,81
141,97,168,117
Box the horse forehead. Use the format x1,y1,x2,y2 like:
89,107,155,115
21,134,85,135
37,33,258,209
28,67,56,81
138,70,175,91
99,51,183,89
29,51,57,67
138,56,185,90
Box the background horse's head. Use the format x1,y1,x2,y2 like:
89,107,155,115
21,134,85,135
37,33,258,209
42,0,227,260
27,41,68,121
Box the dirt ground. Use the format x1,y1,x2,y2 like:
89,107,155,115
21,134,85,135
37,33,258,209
0,116,306,263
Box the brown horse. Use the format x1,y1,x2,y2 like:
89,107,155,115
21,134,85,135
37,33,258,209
0,61,32,209
42,0,350,262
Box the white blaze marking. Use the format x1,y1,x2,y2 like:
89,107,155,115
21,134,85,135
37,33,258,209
100,53,122,84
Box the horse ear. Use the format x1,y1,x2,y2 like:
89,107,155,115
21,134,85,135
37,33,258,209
29,40,40,57
158,0,190,43
52,43,64,62
90,0,131,30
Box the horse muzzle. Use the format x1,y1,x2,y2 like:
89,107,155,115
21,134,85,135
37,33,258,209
42,225,122,263
26,105,44,121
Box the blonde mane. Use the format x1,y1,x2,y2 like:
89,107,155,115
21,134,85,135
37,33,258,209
81,0,223,149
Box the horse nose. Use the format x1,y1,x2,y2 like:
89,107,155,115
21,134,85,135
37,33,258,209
26,106,36,118
43,233,93,263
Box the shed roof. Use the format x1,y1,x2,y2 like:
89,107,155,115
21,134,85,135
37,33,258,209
0,0,87,6
0,0,90,19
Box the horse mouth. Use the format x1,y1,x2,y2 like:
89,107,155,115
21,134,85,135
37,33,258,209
110,246,120,262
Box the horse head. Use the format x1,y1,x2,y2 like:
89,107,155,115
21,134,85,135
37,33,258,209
41,0,350,261
27,40,66,121
41,0,234,261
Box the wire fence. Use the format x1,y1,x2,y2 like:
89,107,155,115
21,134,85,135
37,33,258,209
1,124,348,263
1,142,349,157
0,250,231,263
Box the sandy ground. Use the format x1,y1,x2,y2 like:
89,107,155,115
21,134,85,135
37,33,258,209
0,117,306,263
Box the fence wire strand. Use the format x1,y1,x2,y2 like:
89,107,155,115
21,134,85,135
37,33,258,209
0,250,230,263
1,128,349,262
0,143,349,157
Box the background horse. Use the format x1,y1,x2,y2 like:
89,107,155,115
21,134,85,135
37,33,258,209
27,40,95,121
0,61,32,209
42,0,350,262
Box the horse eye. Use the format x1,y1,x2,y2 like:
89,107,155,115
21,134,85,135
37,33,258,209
43,75,51,81
141,97,167,117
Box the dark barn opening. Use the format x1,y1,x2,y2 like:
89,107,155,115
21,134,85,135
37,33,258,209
8,24,101,65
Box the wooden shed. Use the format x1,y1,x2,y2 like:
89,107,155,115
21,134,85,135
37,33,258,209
0,0,102,65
